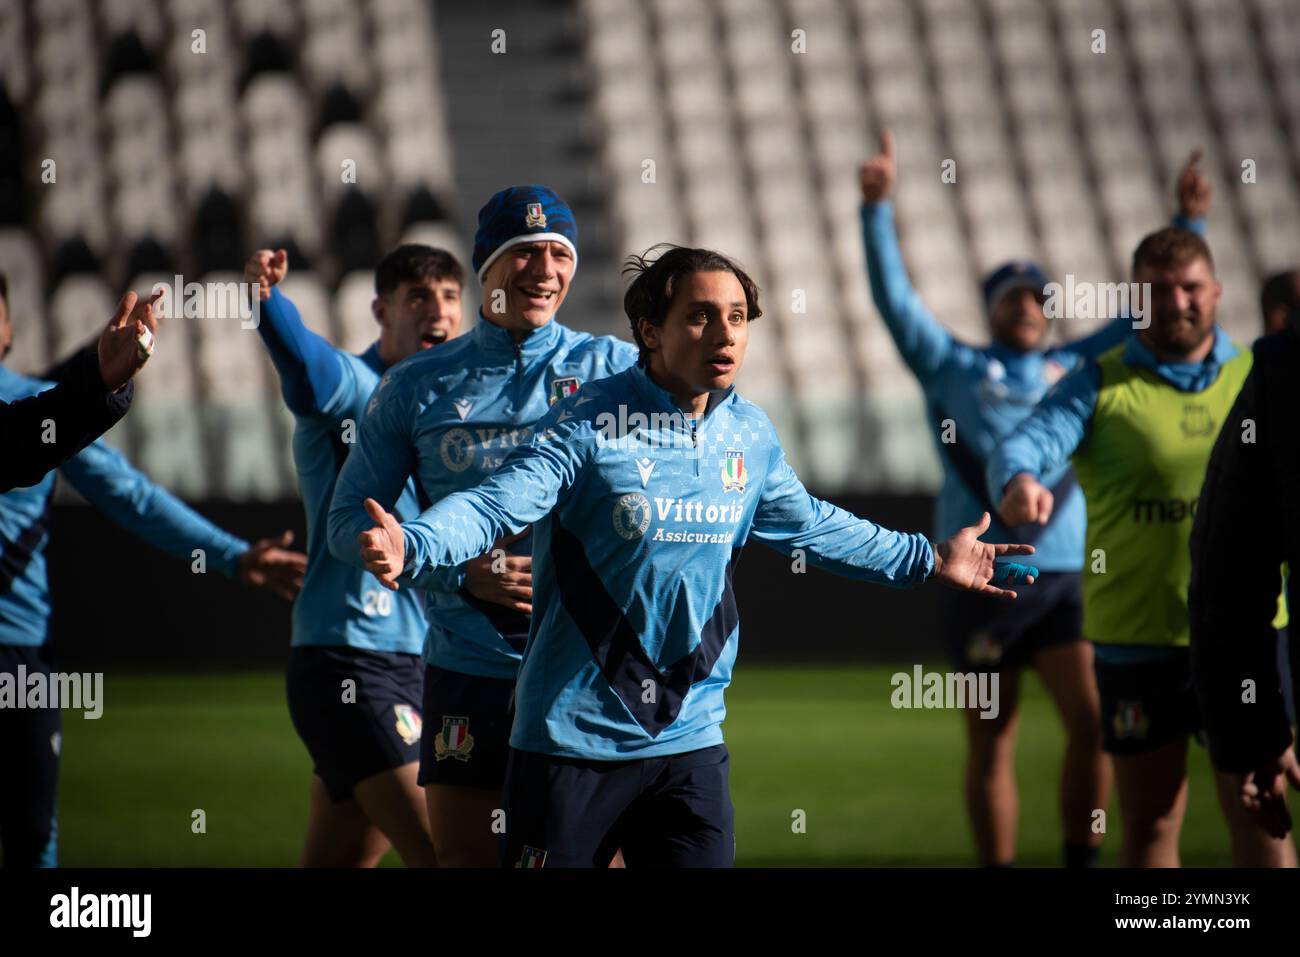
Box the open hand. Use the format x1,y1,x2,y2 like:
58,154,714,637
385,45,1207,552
465,527,533,615
358,498,406,591
238,529,307,600
933,512,1036,599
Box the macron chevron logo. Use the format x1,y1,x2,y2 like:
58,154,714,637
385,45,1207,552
636,457,656,487
557,411,573,423
453,398,473,421
574,395,596,406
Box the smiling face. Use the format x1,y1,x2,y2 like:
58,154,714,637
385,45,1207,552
373,276,463,364
1134,255,1220,360
481,240,574,334
639,270,750,413
989,286,1049,352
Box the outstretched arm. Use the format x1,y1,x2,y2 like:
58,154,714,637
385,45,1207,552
986,363,1099,527
60,441,305,596
859,129,968,382
751,443,1035,597
355,409,590,591
2,349,132,492
245,249,346,417
2,291,160,492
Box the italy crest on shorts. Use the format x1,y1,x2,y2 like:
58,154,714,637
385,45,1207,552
433,715,474,761
393,704,422,746
517,845,547,868
965,632,1002,666
1112,700,1149,740
550,376,580,405
720,449,747,492
525,202,547,229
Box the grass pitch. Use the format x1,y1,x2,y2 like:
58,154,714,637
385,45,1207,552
54,665,1239,866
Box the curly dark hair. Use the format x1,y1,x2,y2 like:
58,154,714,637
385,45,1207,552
621,244,761,365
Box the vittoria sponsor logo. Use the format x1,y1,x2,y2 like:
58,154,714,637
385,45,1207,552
646,497,745,544
608,495,748,545
652,497,745,524
437,426,534,472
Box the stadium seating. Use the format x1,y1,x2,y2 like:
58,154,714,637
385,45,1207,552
3,0,458,499
580,0,1300,491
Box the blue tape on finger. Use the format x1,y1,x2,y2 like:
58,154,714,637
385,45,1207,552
992,563,1038,586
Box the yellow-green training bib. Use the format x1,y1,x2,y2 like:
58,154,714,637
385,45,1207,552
1072,343,1253,646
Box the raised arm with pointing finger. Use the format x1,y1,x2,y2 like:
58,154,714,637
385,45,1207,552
1,290,158,492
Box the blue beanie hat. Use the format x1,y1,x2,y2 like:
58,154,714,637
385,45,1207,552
472,185,578,281
982,260,1051,317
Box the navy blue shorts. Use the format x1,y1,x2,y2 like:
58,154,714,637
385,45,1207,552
1095,649,1202,756
0,643,61,867
501,744,735,868
942,570,1083,672
417,665,516,791
285,646,424,802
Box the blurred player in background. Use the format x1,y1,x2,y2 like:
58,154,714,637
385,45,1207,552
328,186,639,866
858,132,1209,867
1256,270,1298,726
1260,270,1300,338
0,280,305,868
1190,300,1299,845
351,243,1038,868
245,243,464,867
0,278,156,491
988,228,1296,868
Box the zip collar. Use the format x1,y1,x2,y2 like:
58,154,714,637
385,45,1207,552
472,310,562,361
628,363,735,426
360,341,386,376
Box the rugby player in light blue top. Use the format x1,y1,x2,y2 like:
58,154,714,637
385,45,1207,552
350,244,1038,868
0,281,305,868
244,243,467,867
858,130,1210,868
328,185,640,866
